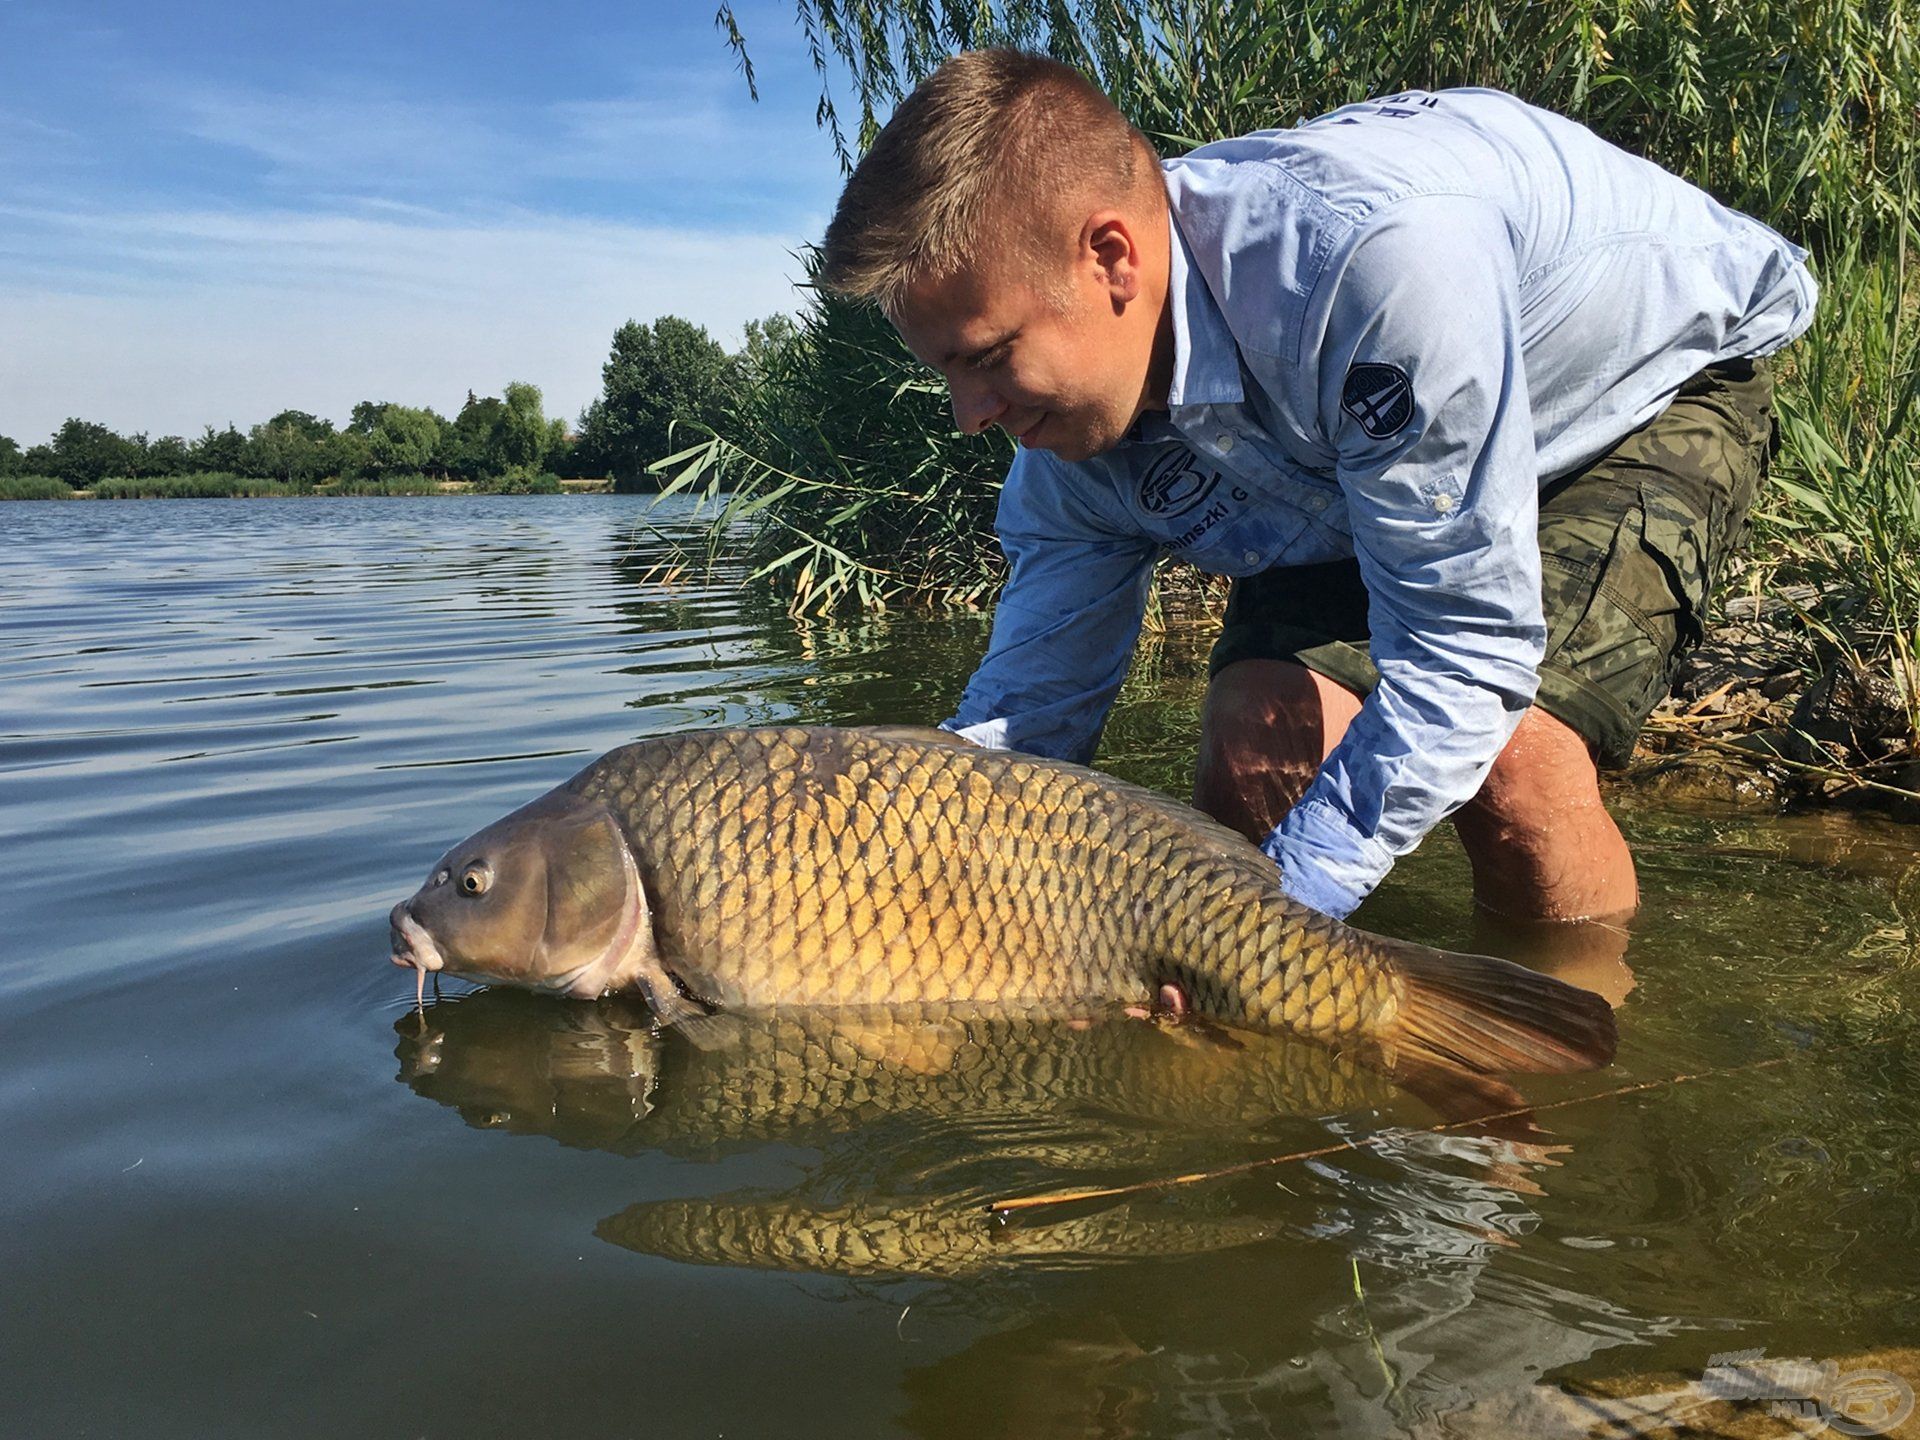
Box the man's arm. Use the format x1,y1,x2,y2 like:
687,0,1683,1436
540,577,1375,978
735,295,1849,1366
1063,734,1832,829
943,449,1160,764
1266,194,1546,918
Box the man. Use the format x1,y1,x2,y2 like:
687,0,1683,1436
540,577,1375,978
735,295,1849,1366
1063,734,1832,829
818,50,1815,925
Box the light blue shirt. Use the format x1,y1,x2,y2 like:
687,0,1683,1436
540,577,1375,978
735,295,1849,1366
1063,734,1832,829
943,88,1817,918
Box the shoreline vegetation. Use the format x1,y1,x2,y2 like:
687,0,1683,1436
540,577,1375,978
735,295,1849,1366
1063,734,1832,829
0,314,789,504
0,472,617,500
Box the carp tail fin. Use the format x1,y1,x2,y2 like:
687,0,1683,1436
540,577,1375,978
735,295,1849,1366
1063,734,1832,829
1384,941,1617,1075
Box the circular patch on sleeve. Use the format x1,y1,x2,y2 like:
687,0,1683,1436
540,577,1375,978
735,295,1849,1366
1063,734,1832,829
1340,363,1414,439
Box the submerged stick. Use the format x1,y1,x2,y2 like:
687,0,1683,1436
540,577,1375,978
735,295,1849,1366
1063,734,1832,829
986,1055,1793,1220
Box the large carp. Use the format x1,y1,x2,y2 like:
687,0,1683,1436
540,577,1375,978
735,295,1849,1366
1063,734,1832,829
388,726,1615,1076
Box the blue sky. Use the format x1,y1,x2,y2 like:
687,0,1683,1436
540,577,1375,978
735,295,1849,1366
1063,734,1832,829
0,1,849,444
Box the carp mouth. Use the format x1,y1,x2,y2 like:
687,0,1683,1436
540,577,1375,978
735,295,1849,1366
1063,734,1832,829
390,904,444,1007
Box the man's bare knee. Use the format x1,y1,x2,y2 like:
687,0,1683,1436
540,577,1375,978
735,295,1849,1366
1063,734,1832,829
1452,707,1638,921
1193,660,1361,841
1455,707,1608,842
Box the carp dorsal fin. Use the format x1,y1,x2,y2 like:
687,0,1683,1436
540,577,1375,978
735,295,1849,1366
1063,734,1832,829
849,723,976,747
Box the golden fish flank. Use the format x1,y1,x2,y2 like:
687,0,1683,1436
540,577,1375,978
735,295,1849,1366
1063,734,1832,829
388,726,1617,1077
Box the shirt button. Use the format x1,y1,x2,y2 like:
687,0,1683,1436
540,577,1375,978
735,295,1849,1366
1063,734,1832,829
1244,550,1260,566
1433,493,1457,514
1216,433,1236,454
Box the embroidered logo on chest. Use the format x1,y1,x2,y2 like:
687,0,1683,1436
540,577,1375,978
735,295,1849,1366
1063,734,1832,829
1138,448,1221,518
1341,363,1414,439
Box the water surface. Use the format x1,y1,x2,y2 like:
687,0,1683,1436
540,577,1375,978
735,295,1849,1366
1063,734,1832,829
3,497,1915,1437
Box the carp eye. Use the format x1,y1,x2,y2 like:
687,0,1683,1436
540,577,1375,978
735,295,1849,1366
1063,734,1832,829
460,866,491,896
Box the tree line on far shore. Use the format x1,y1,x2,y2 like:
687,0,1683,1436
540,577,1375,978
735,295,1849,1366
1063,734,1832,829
0,312,795,496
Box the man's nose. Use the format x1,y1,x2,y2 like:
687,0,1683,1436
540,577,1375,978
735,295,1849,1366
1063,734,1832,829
949,378,1006,436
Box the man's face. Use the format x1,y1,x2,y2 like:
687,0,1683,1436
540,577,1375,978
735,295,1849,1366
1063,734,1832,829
891,227,1161,464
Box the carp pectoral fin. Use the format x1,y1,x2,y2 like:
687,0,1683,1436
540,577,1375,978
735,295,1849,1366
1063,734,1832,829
630,958,744,1052
602,854,742,1050
656,1005,747,1053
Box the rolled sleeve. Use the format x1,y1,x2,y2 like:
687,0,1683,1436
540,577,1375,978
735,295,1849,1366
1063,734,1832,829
1272,195,1546,916
943,450,1159,764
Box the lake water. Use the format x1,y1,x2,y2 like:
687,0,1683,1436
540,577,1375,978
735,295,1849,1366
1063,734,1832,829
3,495,1916,1438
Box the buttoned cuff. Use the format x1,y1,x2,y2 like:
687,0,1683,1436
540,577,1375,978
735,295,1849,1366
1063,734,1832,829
1259,800,1396,920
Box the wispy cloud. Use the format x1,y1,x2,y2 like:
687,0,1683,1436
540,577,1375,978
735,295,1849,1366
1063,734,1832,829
153,75,836,221
0,203,816,442
169,88,512,188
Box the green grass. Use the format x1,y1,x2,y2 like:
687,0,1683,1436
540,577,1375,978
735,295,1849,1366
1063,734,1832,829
473,465,562,494
88,472,304,499
652,261,1007,615
0,475,73,500
66,471,567,499
1754,231,1920,723
323,473,442,496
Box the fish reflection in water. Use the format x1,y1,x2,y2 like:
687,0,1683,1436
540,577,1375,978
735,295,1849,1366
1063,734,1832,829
599,1194,1277,1279
393,990,1413,1149
394,991,1556,1277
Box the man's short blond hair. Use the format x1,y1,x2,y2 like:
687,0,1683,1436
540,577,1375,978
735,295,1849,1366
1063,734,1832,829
819,49,1157,313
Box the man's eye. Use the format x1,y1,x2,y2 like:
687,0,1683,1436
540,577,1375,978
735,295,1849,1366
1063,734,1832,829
968,346,1009,372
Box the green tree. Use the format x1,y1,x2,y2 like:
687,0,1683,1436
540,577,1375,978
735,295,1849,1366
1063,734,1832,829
266,410,335,442
657,253,1007,611
0,435,21,476
348,401,391,436
23,443,55,474
738,313,800,385
48,418,140,487
194,424,250,473
729,0,1916,249
442,393,507,479
144,436,194,476
579,316,732,484
325,428,374,478
369,405,443,473
495,381,554,471
249,415,330,485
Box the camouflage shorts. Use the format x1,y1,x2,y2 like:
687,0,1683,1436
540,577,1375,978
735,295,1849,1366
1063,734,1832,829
1209,357,1777,767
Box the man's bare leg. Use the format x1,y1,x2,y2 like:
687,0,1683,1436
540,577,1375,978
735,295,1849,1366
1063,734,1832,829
1192,659,1362,841
1194,659,1638,922
1450,707,1638,922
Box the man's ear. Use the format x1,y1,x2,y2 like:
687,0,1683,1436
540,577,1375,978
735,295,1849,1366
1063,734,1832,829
1084,211,1142,306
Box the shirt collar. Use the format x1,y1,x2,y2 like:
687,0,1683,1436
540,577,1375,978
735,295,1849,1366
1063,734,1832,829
1165,209,1246,410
